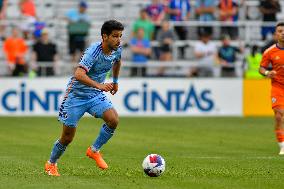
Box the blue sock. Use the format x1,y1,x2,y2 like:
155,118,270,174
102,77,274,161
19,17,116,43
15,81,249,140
49,139,67,163
92,123,115,151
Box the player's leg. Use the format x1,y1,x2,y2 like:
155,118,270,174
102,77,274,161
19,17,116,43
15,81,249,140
45,125,76,176
92,108,118,151
86,108,118,169
49,125,77,163
273,109,284,155
45,94,87,176
86,94,118,169
271,86,284,155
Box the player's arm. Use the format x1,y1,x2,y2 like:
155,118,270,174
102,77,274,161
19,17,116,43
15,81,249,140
74,67,113,91
259,50,276,78
110,59,121,95
259,66,276,78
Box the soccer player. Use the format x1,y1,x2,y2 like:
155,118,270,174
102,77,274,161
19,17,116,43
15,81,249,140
259,22,284,155
45,20,124,176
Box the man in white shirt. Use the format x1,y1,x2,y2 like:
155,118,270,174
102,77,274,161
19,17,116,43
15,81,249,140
193,32,217,77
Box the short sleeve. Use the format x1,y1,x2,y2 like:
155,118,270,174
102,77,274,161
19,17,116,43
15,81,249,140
79,53,94,72
260,50,270,68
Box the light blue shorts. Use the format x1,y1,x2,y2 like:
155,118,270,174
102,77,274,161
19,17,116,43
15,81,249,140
58,92,113,127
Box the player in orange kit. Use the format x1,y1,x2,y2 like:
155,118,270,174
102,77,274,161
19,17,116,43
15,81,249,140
259,22,284,155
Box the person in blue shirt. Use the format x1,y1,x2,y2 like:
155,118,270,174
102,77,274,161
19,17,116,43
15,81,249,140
66,1,90,23
130,28,151,77
167,0,191,59
66,1,91,63
45,20,124,176
195,0,216,37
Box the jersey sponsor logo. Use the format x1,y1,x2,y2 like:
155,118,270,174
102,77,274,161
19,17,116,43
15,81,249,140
124,83,214,112
274,56,280,60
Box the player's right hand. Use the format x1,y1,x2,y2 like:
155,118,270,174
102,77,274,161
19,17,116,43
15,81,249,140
267,70,277,78
97,83,113,92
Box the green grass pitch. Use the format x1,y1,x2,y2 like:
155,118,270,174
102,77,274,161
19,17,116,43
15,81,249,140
0,117,284,189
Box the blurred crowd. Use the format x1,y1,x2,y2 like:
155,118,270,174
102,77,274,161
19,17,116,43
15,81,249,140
0,0,282,78
0,0,91,77
129,0,280,78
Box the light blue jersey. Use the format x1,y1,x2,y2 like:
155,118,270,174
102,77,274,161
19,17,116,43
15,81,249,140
58,42,122,126
67,42,122,98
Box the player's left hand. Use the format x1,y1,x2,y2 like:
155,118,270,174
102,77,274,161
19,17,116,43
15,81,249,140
110,83,118,95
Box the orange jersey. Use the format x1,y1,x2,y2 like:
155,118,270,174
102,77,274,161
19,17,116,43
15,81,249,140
260,44,284,88
3,37,28,64
20,0,36,17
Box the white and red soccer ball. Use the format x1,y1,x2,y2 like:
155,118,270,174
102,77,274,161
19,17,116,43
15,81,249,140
142,154,165,177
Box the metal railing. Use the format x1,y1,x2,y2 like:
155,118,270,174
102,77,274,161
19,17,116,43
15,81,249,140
0,60,244,78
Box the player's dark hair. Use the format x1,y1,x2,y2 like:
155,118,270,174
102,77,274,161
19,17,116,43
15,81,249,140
101,20,124,36
276,22,284,28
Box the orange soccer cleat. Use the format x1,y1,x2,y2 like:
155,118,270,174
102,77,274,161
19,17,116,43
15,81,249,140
45,161,60,176
86,147,108,170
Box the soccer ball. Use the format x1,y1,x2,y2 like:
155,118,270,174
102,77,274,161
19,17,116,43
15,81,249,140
142,154,165,177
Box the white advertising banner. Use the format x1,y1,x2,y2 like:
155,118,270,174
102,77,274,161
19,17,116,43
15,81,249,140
0,78,243,116
0,78,67,116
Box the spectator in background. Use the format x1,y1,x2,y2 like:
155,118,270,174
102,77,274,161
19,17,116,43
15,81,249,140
156,20,176,76
245,45,263,79
217,34,242,77
33,20,46,41
3,27,28,76
19,0,37,39
146,0,166,39
19,0,36,17
132,9,155,41
218,0,239,40
130,28,151,77
66,1,90,63
193,31,217,77
0,0,7,40
195,0,216,37
167,0,190,59
32,29,58,77
259,0,281,40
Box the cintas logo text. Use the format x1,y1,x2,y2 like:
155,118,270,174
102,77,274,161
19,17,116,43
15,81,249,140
0,83,214,113
124,83,214,112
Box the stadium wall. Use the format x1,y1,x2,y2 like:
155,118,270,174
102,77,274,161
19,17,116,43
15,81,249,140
0,78,243,116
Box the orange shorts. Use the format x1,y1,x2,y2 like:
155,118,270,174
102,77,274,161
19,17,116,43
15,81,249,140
271,85,284,109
